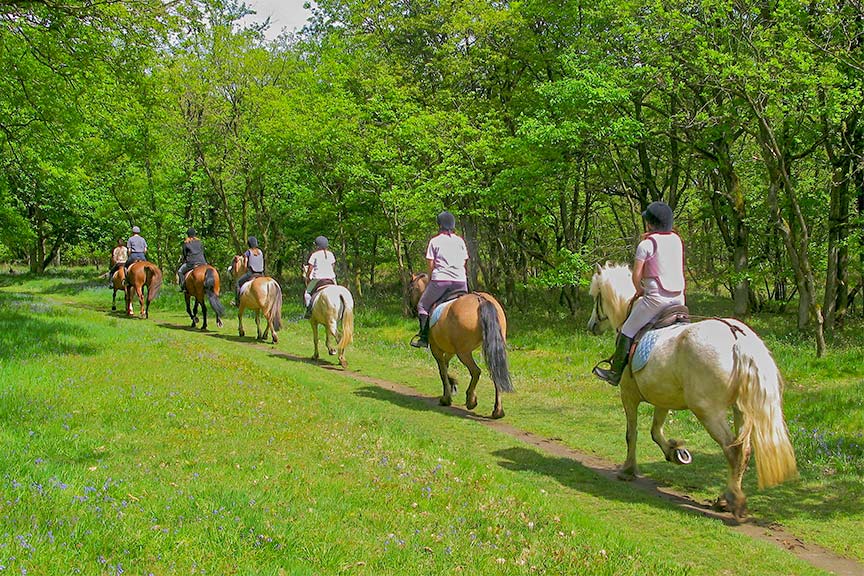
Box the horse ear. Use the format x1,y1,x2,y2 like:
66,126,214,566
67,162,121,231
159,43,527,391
595,263,602,275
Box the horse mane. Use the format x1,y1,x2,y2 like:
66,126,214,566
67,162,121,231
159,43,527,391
590,262,635,329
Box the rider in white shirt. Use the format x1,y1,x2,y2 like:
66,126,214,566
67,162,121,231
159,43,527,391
304,236,337,318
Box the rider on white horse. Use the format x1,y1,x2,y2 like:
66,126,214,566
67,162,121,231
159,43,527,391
304,236,337,318
593,201,686,385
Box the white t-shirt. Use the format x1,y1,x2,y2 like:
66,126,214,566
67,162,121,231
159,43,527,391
308,249,336,280
426,233,469,281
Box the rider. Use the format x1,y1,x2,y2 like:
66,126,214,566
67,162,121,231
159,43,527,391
123,226,148,270
304,236,337,318
593,201,686,386
411,211,469,348
108,238,128,283
235,236,265,305
176,227,208,292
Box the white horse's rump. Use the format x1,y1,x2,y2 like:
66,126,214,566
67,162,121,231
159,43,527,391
588,263,797,517
309,285,354,368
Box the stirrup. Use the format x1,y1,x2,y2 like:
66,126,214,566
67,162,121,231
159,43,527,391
592,359,620,386
410,334,428,348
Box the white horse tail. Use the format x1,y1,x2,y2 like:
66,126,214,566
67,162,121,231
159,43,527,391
268,280,282,333
338,289,354,351
733,328,798,488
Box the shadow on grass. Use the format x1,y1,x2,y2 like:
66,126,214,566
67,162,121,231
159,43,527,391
0,295,97,361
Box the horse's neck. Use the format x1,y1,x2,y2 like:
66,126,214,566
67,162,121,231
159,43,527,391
608,285,635,330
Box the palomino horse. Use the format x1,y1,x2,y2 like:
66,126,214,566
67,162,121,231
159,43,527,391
182,264,225,330
110,265,126,311
308,284,354,368
228,255,283,344
409,276,514,419
124,261,163,318
587,263,797,518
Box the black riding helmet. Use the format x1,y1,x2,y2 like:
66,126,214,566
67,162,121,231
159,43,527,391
187,227,196,238
315,236,329,249
247,236,258,248
642,201,674,232
436,211,456,232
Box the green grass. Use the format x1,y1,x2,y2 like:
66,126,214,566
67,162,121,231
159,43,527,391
0,269,859,574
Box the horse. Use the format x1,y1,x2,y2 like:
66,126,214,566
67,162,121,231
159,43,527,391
228,255,283,343
110,265,126,311
407,272,428,316
587,262,797,519
308,284,354,368
182,264,225,330
409,276,514,419
124,261,163,318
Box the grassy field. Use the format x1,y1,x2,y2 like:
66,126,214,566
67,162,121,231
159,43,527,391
0,269,861,575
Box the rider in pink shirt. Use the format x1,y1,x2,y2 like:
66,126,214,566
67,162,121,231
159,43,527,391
594,201,686,385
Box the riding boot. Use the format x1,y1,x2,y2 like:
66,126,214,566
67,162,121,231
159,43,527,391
304,301,313,319
593,334,633,386
410,316,430,348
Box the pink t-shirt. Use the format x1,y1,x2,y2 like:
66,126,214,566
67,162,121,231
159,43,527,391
426,233,469,281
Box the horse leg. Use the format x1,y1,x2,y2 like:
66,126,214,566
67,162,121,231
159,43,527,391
136,285,145,317
200,299,208,330
618,387,641,481
312,321,320,360
434,351,454,406
326,318,338,356
456,351,481,412
237,303,245,337
255,309,263,340
112,288,117,311
697,410,747,519
185,294,196,327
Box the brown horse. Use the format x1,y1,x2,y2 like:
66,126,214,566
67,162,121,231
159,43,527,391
407,272,428,316
410,276,514,418
110,265,126,311
228,255,283,343
124,261,163,318
182,264,225,330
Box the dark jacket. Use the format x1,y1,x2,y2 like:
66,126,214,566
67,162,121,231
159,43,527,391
182,238,207,266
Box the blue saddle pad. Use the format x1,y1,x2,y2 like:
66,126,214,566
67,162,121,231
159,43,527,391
429,300,455,328
631,324,688,373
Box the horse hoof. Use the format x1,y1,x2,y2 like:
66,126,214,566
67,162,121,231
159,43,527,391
328,349,337,356
616,469,636,481
339,359,347,369
466,397,478,410
272,335,278,344
111,305,116,311
673,448,692,465
439,397,452,407
490,410,504,419
217,320,223,328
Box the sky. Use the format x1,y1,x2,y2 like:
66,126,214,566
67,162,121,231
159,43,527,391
241,0,315,39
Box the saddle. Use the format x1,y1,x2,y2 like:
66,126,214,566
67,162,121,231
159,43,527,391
428,289,470,327
311,278,336,294
628,305,690,372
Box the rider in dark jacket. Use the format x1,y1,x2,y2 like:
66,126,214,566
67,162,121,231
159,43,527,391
177,228,208,292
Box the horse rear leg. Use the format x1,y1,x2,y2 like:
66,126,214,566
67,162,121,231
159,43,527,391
311,321,320,360
200,299,208,330
618,387,641,481
456,351,482,413
698,410,747,519
112,289,117,311
237,304,245,337
186,294,196,327
326,318,338,356
255,310,263,340
434,351,454,406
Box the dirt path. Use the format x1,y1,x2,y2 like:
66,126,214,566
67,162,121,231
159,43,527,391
254,343,861,576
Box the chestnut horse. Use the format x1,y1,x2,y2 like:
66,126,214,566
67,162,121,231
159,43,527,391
110,265,126,311
588,263,797,518
407,272,428,316
124,261,162,318
409,276,514,419
182,264,225,330
308,284,354,368
228,255,283,343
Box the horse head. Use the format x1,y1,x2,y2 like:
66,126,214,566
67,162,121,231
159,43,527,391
587,262,634,334
227,255,246,279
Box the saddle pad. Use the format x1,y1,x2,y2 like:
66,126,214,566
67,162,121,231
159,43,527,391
631,323,689,373
429,299,455,328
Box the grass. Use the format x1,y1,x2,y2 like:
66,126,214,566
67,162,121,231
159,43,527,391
0,268,859,574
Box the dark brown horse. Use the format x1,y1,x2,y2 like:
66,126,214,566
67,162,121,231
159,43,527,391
125,261,163,318
110,265,126,311
410,276,514,418
182,264,225,330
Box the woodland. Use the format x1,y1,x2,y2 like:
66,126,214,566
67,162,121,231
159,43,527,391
2,0,863,355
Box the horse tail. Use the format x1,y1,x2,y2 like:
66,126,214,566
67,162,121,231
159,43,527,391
146,265,163,302
478,297,514,393
268,281,283,333
338,290,354,351
204,267,225,317
733,327,797,489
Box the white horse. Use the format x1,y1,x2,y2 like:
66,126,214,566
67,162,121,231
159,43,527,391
587,263,797,518
309,285,355,368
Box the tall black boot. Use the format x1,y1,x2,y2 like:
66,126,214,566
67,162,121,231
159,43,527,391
593,334,633,386
410,316,429,348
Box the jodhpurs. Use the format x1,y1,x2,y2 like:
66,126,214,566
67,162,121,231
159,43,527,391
417,280,469,318
621,290,685,338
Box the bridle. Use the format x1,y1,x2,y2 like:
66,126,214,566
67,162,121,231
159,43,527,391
593,291,609,324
